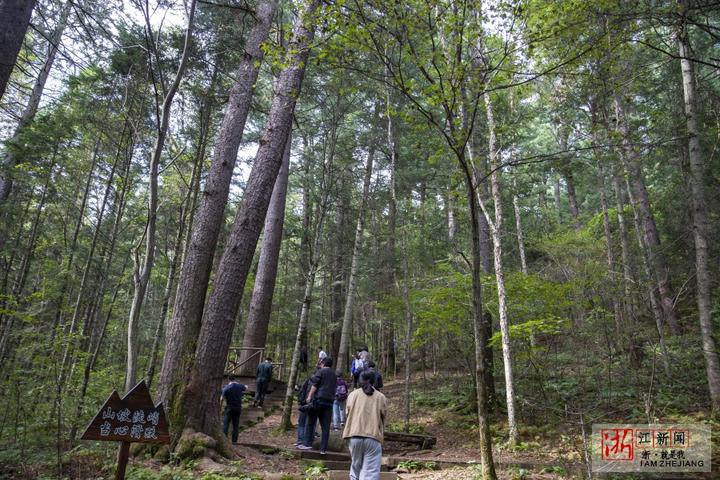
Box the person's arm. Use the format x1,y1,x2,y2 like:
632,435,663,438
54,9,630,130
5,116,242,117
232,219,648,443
220,384,227,403
306,385,317,404
306,372,321,403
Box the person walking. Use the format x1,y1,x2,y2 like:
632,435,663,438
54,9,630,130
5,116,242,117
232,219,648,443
343,370,387,479
297,356,336,454
316,346,327,367
350,351,364,389
363,360,383,390
332,370,349,430
253,357,273,407
295,372,314,446
220,375,247,444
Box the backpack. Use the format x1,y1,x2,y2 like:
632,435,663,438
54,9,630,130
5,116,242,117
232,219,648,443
335,381,348,401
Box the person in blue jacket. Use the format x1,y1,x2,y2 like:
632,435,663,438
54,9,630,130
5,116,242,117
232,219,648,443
221,375,247,444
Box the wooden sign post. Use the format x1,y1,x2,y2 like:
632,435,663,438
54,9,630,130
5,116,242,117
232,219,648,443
81,380,170,480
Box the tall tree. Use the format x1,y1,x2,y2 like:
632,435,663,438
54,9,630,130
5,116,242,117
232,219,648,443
157,0,278,409
238,134,291,374
179,0,322,444
337,130,376,373
0,0,36,101
125,0,197,391
677,0,720,414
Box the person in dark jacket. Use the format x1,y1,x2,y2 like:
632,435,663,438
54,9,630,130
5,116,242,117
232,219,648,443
297,356,337,454
221,375,247,444
295,373,314,446
362,361,383,390
253,357,273,407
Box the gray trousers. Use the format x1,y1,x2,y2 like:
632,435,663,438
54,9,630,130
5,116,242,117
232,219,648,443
348,436,382,480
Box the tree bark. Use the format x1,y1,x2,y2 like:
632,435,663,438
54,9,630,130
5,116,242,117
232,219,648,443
158,0,277,408
480,93,519,447
564,170,579,228
461,165,496,478
614,96,681,335
401,240,413,432
511,175,527,275
180,0,321,442
384,82,399,374
238,134,291,374
677,2,720,414
624,175,671,376
0,0,36,102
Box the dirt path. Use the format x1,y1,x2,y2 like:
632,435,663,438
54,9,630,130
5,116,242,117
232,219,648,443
232,378,578,479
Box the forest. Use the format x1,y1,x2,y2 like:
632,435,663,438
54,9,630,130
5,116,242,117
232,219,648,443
0,0,718,478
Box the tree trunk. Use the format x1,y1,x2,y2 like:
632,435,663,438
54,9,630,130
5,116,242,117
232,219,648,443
481,93,519,447
238,134,291,374
614,96,681,335
564,170,580,228
461,163,496,479
337,139,375,374
598,162,623,340
0,0,71,202
401,239,413,432
158,0,277,408
125,0,196,391
677,2,720,414
446,192,457,242
511,175,527,275
146,198,190,389
624,175,671,376
180,0,321,443
553,177,562,223
280,157,331,430
384,83,399,374
60,142,125,382
0,0,36,101
280,263,318,430
0,161,53,363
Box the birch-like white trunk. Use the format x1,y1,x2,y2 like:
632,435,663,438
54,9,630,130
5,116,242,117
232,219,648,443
677,1,720,414
470,94,519,447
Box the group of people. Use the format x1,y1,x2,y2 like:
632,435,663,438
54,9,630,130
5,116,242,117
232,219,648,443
220,347,387,479
294,347,387,479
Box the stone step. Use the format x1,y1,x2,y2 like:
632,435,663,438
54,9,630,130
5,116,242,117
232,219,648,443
300,450,350,462
326,471,397,480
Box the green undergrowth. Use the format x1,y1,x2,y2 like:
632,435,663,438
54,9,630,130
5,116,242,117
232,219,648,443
386,421,427,434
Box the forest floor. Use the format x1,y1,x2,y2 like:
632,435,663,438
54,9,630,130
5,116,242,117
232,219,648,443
210,376,584,479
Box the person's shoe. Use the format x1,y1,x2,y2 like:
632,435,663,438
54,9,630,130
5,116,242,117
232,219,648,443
319,451,326,455
296,444,312,450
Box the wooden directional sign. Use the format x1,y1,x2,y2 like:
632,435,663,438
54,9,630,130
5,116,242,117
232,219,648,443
81,380,170,444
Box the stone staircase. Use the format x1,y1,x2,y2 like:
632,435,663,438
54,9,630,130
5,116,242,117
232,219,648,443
232,377,286,432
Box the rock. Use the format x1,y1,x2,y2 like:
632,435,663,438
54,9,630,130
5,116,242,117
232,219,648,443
312,430,346,452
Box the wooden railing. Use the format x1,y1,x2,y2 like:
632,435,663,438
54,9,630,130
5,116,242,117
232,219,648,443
226,346,284,381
